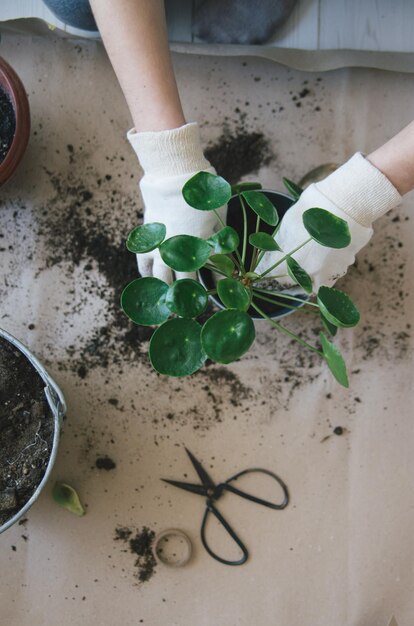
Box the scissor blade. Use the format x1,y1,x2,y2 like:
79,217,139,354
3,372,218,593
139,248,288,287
161,478,208,497
185,448,215,489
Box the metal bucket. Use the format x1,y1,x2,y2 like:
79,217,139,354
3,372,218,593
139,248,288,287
0,328,66,533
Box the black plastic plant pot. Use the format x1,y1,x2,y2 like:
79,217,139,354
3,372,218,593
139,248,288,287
198,190,308,320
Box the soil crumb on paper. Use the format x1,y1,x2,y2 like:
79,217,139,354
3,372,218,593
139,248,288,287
115,526,157,583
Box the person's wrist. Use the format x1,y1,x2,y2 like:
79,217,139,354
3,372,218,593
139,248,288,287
127,122,212,178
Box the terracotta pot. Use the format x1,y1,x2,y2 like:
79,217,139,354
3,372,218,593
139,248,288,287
0,57,30,187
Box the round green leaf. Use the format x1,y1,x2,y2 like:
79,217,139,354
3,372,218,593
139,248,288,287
231,182,262,194
201,310,255,364
126,223,166,253
182,171,231,211
121,277,170,326
165,279,208,318
303,208,351,248
209,254,235,277
320,332,349,387
159,235,212,272
149,318,206,376
249,232,280,251
217,278,251,311
286,256,313,294
317,286,360,328
208,226,239,254
282,177,303,200
241,191,278,226
320,311,337,337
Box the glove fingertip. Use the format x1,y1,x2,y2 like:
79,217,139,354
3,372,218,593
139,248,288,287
152,261,173,285
137,255,153,278
175,272,197,281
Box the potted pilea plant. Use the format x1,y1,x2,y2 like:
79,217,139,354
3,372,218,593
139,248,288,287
121,172,360,387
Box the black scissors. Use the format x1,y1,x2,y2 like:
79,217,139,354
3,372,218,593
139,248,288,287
162,448,289,566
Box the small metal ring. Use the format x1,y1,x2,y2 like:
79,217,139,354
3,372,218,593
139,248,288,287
154,529,192,568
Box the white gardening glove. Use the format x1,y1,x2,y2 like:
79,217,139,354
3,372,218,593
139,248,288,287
127,122,225,283
256,153,402,291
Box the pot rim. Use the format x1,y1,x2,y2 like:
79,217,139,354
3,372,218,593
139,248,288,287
0,328,66,534
0,57,31,187
198,188,309,320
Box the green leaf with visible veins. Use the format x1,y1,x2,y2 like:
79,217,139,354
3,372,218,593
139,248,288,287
303,208,351,249
320,332,349,387
182,171,231,210
317,286,360,327
201,310,255,364
149,318,206,376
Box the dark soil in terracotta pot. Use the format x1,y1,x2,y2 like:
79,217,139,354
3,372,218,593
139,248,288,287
0,337,54,527
0,86,16,163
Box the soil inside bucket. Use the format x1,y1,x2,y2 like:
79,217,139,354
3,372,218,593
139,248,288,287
0,336,54,527
0,86,16,164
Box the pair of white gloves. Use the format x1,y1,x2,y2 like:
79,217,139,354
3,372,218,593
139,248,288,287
127,122,401,291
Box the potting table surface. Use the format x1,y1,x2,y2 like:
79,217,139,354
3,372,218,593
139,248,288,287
0,31,413,626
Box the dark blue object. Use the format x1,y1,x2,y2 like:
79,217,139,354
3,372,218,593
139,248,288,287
162,448,289,566
42,0,98,31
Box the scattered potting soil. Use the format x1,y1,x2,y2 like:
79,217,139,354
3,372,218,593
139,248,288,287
2,99,410,423
0,86,15,163
0,336,54,527
38,158,153,377
205,110,274,184
115,525,157,583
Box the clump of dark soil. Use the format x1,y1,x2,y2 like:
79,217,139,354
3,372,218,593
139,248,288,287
0,336,54,526
115,525,157,583
0,86,15,163
95,455,116,470
205,110,274,184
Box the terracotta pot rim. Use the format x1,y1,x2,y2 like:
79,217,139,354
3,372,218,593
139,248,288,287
0,57,31,186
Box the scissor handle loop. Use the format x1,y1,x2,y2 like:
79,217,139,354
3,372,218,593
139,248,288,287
223,468,289,510
200,502,248,566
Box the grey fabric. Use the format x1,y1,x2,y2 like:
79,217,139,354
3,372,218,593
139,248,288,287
42,0,97,31
193,0,297,44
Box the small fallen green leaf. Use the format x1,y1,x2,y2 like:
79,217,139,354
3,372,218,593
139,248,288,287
52,482,85,516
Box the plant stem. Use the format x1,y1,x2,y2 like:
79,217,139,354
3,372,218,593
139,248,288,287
252,287,319,306
204,264,228,277
252,291,318,314
207,289,217,296
251,302,323,356
256,222,281,268
256,237,312,279
239,193,248,267
213,209,226,229
213,207,244,268
249,215,261,272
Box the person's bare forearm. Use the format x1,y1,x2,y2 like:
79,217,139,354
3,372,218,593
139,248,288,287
367,121,414,196
89,0,185,132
